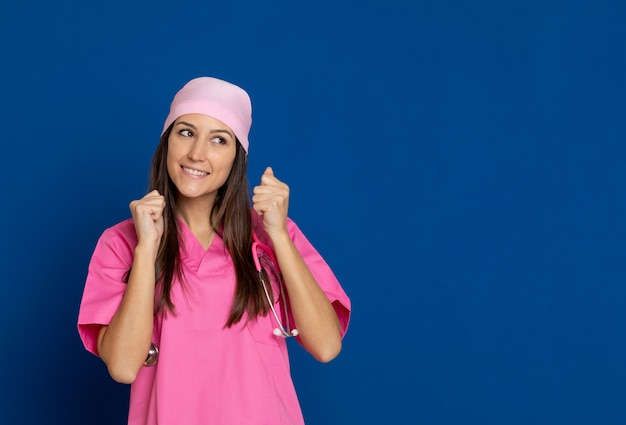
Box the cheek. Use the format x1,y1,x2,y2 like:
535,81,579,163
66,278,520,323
215,159,234,180
211,149,236,172
166,148,179,176
213,156,237,185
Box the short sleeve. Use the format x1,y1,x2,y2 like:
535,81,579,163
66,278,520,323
77,220,137,356
286,218,352,338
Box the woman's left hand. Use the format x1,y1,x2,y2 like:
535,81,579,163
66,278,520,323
252,167,289,236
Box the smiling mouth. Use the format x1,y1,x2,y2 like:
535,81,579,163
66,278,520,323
182,166,209,176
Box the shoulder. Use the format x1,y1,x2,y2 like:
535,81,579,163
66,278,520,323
102,218,137,241
95,218,138,254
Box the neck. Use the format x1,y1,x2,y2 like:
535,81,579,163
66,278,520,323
176,196,216,250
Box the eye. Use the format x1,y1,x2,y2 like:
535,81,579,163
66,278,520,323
211,136,227,144
178,129,193,137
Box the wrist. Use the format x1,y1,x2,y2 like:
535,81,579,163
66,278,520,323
134,242,159,261
266,228,291,246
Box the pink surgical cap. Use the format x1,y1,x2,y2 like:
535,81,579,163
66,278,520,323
162,77,252,152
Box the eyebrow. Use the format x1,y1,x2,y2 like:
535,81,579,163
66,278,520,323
175,121,235,138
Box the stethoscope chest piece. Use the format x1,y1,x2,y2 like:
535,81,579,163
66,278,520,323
144,342,159,366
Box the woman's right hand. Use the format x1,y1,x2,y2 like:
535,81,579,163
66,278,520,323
99,190,165,384
129,190,165,252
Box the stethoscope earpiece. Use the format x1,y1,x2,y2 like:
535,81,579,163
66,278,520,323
273,328,299,338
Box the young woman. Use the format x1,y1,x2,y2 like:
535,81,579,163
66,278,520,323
77,76,351,424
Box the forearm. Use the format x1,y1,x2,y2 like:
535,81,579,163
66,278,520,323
270,231,342,362
98,244,156,383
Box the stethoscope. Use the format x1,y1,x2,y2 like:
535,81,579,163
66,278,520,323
252,230,299,339
144,231,298,366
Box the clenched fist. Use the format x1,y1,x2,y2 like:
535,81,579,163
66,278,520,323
252,167,290,237
129,190,165,253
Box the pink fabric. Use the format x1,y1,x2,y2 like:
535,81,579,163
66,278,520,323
162,77,252,152
77,217,351,425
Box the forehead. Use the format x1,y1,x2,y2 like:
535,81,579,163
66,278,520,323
174,114,235,136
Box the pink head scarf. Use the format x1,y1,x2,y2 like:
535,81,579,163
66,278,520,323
162,77,252,152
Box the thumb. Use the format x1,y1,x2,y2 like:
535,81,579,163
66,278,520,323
260,166,274,185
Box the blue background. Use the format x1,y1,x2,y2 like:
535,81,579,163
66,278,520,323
1,0,625,424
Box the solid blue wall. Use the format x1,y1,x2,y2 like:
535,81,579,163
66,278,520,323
1,1,625,424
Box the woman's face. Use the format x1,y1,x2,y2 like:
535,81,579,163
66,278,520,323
166,113,238,202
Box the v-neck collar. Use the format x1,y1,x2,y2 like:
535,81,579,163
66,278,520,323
177,218,224,273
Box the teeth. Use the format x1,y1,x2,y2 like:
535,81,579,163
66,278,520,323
183,166,208,176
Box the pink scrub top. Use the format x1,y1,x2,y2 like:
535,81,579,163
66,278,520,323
77,216,351,425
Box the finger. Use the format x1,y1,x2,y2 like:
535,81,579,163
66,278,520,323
130,195,166,220
260,167,280,186
253,185,283,196
256,181,289,196
143,191,165,202
252,190,287,206
130,198,165,213
131,191,162,205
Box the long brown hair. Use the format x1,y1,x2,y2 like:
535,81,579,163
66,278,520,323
147,125,271,326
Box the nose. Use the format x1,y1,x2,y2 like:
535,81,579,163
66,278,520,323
187,139,207,161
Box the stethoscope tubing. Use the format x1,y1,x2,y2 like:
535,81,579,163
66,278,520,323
252,231,298,338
